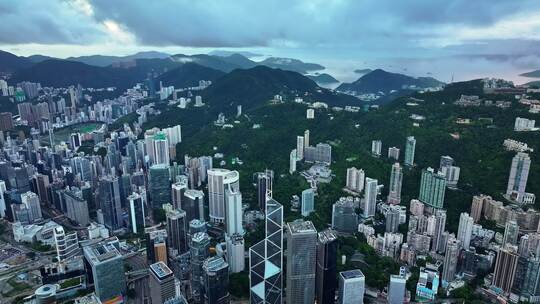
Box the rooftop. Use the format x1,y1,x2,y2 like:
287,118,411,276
288,220,316,234
340,269,365,279
150,261,173,279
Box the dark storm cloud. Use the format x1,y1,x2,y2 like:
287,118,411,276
1,0,540,53
0,0,102,44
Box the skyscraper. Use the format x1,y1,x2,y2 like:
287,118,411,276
225,189,244,236
493,246,520,293
296,136,305,160
457,212,474,250
183,189,205,222
167,209,188,256
290,149,297,174
386,205,401,233
286,220,317,304
432,209,447,253
149,262,177,304
153,131,170,165
256,170,273,212
99,176,123,230
83,238,126,302
128,192,145,234
63,189,90,227
149,164,171,209
404,136,416,167
226,233,245,273
316,229,338,304
20,191,41,223
249,198,283,304
503,220,520,246
338,269,365,304
442,238,461,284
388,147,400,161
203,256,230,304
506,152,531,203
419,167,446,209
207,169,240,223
301,188,315,217
304,129,310,148
146,228,168,265
387,163,403,205
171,181,187,210
0,180,6,218
363,178,378,218
387,275,406,304
345,167,364,193
191,232,210,303
371,140,382,157
53,226,79,262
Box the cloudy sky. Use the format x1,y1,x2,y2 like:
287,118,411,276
2,0,540,82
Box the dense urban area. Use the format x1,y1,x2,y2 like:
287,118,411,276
0,46,539,304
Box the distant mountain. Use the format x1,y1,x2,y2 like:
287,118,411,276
307,73,339,85
0,50,33,76
337,69,444,95
155,63,225,88
27,55,56,63
520,70,540,78
258,57,324,74
171,54,245,73
208,50,262,58
66,51,170,67
201,66,358,112
218,54,258,69
526,80,540,88
354,69,373,74
10,59,147,89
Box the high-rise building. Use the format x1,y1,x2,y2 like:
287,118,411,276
249,198,283,304
301,188,315,217
153,132,170,165
432,209,447,253
171,181,187,210
0,180,6,218
493,246,520,293
191,232,210,304
128,192,145,234
387,163,403,205
149,164,171,209
297,136,305,160
506,152,531,203
386,205,401,233
83,238,126,302
146,228,168,264
442,238,461,284
289,149,297,174
21,191,42,223
338,269,365,304
167,209,188,256
99,176,123,230
32,173,50,206
457,212,473,250
441,165,460,189
419,167,446,209
371,140,382,157
363,178,378,217
63,190,89,227
387,275,406,304
149,262,177,304
226,233,245,273
286,220,317,304
225,189,244,236
183,189,205,222
316,229,338,304
404,136,416,167
54,226,79,262
503,220,520,246
203,256,230,304
207,169,240,223
388,147,400,161
345,167,364,193
332,197,358,233
256,170,273,212
470,195,486,223
304,130,310,148
304,143,332,164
